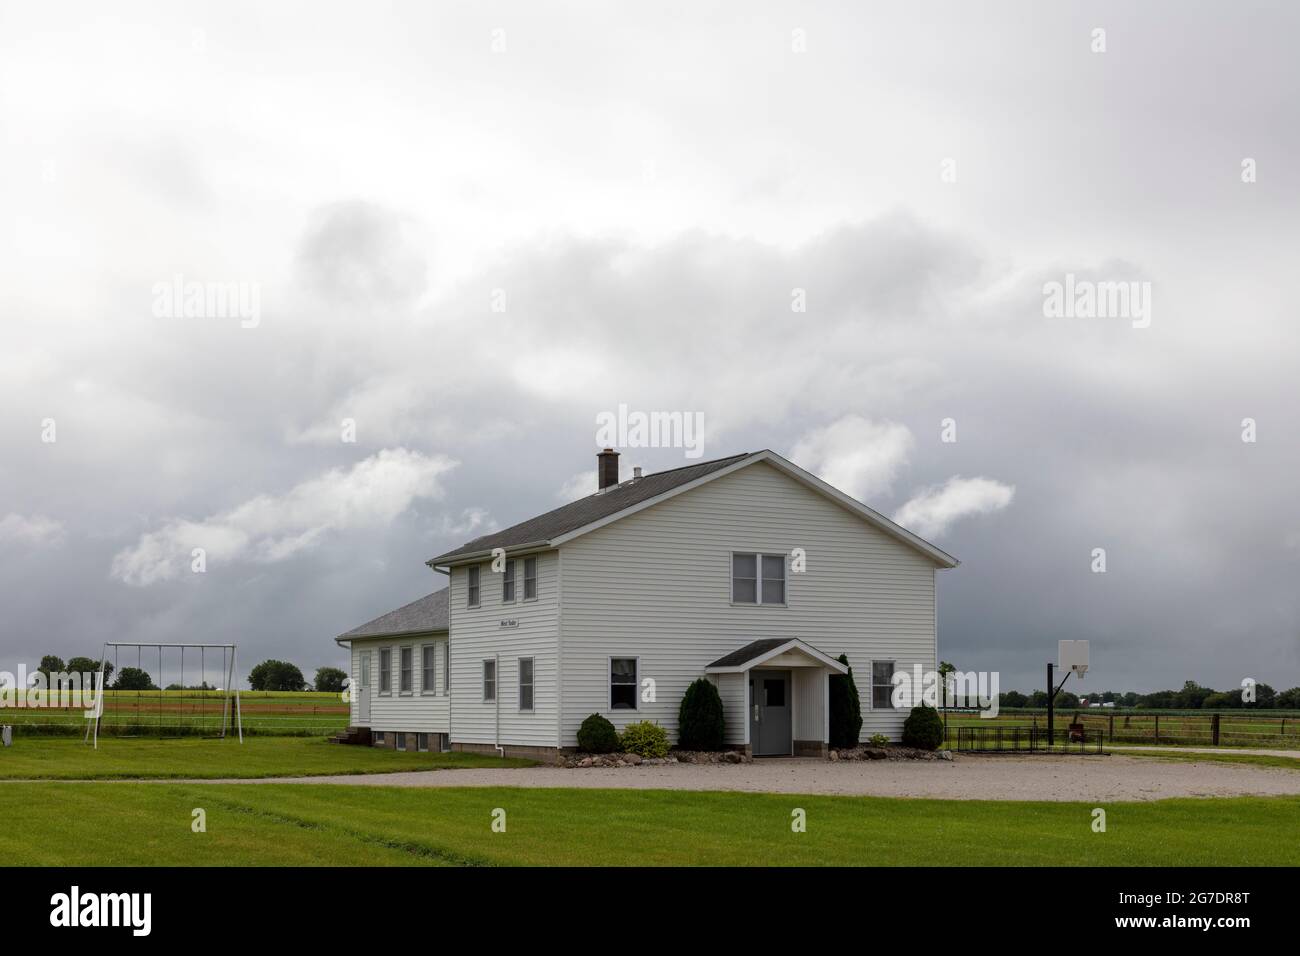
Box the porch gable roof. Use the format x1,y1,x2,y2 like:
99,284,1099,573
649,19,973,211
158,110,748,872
704,638,848,674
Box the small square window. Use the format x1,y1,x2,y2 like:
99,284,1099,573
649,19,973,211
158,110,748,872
373,731,386,745
764,678,785,708
416,732,429,752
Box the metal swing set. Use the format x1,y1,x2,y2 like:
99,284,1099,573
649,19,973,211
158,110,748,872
84,642,243,749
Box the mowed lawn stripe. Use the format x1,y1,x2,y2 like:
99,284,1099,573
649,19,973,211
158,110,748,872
3,784,1296,866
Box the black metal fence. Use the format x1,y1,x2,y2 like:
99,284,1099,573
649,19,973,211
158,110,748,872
953,724,1105,754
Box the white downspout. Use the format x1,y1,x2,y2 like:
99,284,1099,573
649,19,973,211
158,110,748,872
494,653,503,759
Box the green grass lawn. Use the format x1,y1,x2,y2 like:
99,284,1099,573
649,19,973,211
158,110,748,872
1,783,1295,866
0,736,533,780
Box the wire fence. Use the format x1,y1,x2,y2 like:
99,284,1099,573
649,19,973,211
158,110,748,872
941,708,1300,749
952,724,1105,754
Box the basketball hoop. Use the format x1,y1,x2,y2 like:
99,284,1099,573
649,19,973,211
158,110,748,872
1059,640,1089,680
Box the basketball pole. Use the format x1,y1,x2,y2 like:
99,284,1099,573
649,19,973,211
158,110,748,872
1046,662,1074,746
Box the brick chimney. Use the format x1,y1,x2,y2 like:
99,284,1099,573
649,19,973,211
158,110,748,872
597,448,620,490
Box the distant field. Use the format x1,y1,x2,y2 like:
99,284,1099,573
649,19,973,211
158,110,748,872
941,709,1300,750
2,689,349,737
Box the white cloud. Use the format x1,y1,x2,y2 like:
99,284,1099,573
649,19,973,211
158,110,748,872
894,476,1015,539
110,449,457,586
556,470,597,502
789,416,914,502
0,513,65,547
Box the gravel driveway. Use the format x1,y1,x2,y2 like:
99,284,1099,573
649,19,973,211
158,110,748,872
185,754,1300,802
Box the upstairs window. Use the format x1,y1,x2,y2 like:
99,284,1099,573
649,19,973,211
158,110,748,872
872,661,896,709
732,553,786,605
503,559,516,602
610,658,638,710
523,557,537,600
467,565,481,607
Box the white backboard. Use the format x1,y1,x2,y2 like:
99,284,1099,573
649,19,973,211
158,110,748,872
1058,639,1089,678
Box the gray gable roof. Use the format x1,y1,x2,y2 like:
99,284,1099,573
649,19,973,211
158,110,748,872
338,587,449,640
707,639,789,669
427,452,751,565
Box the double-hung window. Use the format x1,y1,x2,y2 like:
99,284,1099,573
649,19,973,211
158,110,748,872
483,660,496,702
731,553,787,605
523,557,537,600
610,658,637,710
379,648,392,695
872,661,896,709
467,565,481,607
503,559,516,602
518,657,534,711
399,646,413,694
421,644,437,695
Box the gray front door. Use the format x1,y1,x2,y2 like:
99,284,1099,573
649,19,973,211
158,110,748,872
750,669,792,756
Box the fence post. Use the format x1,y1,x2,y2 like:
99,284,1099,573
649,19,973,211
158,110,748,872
1154,714,1160,744
1212,713,1220,746
1109,713,1114,742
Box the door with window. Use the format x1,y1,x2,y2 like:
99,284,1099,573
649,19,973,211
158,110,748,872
749,669,792,755
358,650,371,722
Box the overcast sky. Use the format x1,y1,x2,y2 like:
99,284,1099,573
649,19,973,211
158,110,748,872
2,1,1297,694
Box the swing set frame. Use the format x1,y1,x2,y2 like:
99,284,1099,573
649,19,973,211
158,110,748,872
84,642,244,749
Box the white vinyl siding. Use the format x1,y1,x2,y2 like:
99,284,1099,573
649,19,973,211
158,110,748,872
348,638,450,733
447,552,560,747
558,461,939,745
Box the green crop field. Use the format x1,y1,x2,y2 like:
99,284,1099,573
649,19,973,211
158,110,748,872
1,783,1295,866
2,689,350,737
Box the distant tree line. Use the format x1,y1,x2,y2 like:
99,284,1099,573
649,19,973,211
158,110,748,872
996,680,1300,710
35,654,347,694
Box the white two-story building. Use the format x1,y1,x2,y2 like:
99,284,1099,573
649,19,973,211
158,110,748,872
334,447,957,761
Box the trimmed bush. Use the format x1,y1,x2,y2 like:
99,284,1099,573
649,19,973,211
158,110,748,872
677,678,725,751
829,654,863,747
619,720,670,758
867,733,889,747
576,713,619,753
902,705,944,751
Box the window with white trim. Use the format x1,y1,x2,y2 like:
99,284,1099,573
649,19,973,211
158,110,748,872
379,647,392,694
731,553,787,605
523,557,537,600
483,659,496,702
416,732,429,752
467,565,481,607
518,657,534,711
421,644,437,695
610,657,637,710
872,661,896,709
503,559,516,602
399,646,413,694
